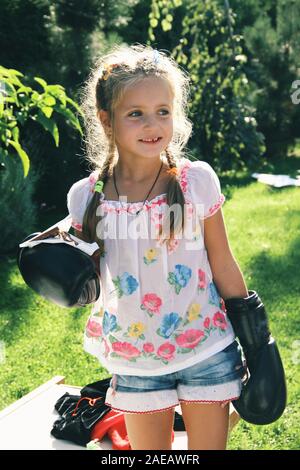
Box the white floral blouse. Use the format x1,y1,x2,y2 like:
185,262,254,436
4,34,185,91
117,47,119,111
67,157,235,376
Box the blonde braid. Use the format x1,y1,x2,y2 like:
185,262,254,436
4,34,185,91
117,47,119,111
159,147,186,246
165,147,178,171
82,138,117,255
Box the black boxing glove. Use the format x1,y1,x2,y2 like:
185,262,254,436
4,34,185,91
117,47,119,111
17,232,101,308
225,290,287,425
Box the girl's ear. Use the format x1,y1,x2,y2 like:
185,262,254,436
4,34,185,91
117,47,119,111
97,109,112,137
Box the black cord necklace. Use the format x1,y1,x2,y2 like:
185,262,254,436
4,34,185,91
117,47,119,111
113,161,164,216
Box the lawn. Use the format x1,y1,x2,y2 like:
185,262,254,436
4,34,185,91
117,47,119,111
0,171,299,450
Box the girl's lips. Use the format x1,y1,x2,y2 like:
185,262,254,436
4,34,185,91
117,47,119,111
139,137,162,144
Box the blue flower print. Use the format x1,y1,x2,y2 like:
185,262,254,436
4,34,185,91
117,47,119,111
112,272,139,298
167,264,192,295
208,282,221,307
157,312,182,339
103,310,118,335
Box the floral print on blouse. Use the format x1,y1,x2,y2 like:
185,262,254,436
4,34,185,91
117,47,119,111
67,157,235,376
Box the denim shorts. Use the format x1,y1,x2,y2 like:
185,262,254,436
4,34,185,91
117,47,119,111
105,340,245,414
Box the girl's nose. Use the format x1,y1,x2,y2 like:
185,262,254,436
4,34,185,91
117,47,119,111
143,115,158,127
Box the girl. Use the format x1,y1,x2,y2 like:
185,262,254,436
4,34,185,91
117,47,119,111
67,43,248,450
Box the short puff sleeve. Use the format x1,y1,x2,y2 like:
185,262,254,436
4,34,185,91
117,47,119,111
67,172,97,231
186,160,225,219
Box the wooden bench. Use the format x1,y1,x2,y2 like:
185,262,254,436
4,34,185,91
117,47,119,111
0,376,240,450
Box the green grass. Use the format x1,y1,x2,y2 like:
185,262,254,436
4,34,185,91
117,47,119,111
0,176,299,449
223,181,300,450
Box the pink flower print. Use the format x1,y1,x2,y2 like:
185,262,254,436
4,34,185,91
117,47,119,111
101,338,110,357
72,221,82,231
167,238,179,255
156,197,166,207
220,297,226,313
140,293,162,317
208,195,225,217
175,329,205,349
157,342,176,361
187,205,194,215
111,342,141,361
143,343,155,353
128,204,139,215
204,317,210,329
212,311,228,330
198,269,207,291
86,318,102,338
179,161,191,195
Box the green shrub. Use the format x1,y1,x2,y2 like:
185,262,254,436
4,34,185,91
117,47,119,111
0,156,40,255
149,0,266,172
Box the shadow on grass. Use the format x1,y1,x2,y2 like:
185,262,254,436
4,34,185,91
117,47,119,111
0,205,82,340
244,211,300,339
0,264,42,347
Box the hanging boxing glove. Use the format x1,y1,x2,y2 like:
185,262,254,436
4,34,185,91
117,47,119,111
17,230,101,308
224,290,287,425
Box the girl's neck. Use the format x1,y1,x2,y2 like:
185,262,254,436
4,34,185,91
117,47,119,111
114,156,167,184
103,157,172,203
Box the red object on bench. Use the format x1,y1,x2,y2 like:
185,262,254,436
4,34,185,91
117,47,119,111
91,409,175,450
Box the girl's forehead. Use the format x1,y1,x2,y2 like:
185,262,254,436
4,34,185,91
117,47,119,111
117,76,174,109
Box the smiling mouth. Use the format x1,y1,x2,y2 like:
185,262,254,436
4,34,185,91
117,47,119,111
139,137,162,144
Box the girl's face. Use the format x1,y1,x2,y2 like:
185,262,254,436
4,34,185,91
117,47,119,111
113,76,174,161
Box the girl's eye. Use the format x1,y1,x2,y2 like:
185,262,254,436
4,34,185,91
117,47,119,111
128,111,140,117
128,109,169,117
159,109,169,116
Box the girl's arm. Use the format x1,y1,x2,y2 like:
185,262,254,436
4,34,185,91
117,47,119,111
205,212,287,424
203,209,248,300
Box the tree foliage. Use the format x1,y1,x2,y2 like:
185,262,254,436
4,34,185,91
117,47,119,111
149,0,265,171
0,66,83,177
236,0,300,159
